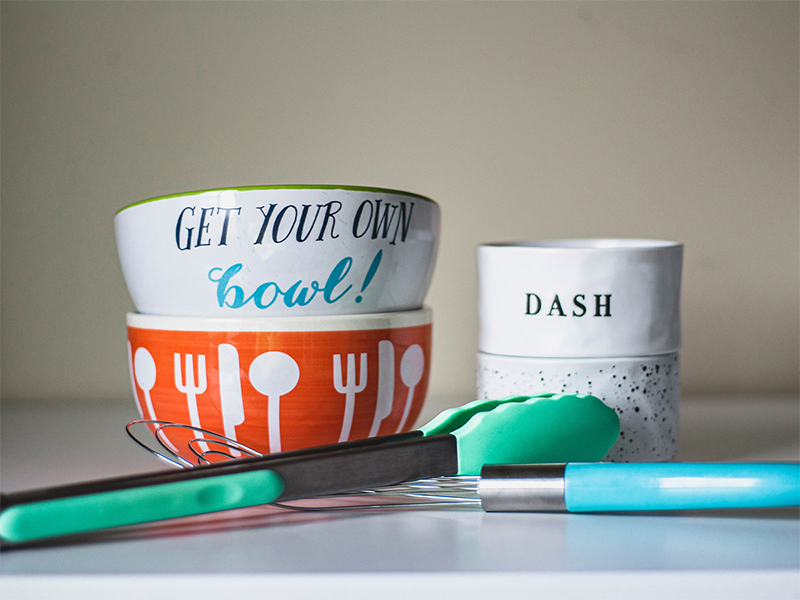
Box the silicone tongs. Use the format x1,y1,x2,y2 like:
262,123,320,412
0,393,619,544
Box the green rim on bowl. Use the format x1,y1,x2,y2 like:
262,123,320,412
117,185,437,215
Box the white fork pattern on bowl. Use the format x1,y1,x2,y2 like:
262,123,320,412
174,353,209,453
333,353,368,442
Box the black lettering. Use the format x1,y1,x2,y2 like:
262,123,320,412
572,294,587,317
175,206,195,251
371,200,398,241
317,201,341,240
392,202,415,244
548,295,566,317
254,204,277,245
594,294,612,317
525,293,541,315
352,200,373,239
216,207,241,246
296,204,322,242
195,207,215,247
272,205,298,244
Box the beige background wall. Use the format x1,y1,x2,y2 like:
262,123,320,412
2,1,798,409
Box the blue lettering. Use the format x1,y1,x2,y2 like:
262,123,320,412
322,257,353,303
282,280,319,307
250,282,280,309
208,264,246,308
207,256,359,311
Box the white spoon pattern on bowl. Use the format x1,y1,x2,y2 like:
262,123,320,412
396,344,424,433
133,347,158,420
134,346,179,453
249,351,300,453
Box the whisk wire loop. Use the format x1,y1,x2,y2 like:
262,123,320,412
126,419,480,510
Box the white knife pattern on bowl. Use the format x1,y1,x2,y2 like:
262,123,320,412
369,340,395,437
217,343,246,457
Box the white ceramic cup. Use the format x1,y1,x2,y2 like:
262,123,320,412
477,239,682,358
116,186,439,317
477,239,683,461
477,352,680,461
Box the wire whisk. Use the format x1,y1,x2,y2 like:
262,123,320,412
126,419,481,511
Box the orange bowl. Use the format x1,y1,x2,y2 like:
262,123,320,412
127,309,431,462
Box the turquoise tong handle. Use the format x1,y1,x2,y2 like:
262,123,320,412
0,470,286,543
565,462,800,512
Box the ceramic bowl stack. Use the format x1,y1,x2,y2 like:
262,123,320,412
476,239,683,462
116,186,440,461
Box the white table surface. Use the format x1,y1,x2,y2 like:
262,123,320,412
1,394,798,599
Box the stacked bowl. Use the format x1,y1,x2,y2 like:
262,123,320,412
116,186,440,461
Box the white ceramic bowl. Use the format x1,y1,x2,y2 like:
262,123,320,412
476,351,680,461
116,186,439,317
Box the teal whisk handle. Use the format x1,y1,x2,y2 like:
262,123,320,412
479,463,800,512
565,462,800,512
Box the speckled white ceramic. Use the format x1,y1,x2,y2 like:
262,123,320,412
477,352,680,461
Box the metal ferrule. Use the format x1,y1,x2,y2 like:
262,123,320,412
478,463,567,512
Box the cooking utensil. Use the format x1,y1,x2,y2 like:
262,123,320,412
476,462,800,512
218,344,245,457
174,353,209,453
333,353,368,442
369,340,394,437
121,422,800,515
0,393,619,543
133,347,158,420
396,344,424,432
278,463,800,514
248,351,300,453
